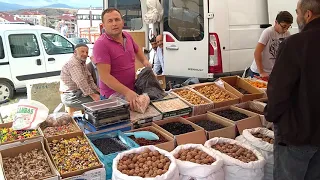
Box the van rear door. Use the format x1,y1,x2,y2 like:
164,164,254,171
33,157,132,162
5,30,46,88
163,0,209,78
267,0,299,34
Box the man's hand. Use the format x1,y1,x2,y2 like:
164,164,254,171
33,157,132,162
259,71,269,78
90,93,101,101
125,90,138,110
143,60,152,68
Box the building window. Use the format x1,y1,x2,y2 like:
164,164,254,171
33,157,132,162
164,0,204,41
108,0,143,30
77,14,90,20
9,34,40,58
92,15,101,20
0,36,4,59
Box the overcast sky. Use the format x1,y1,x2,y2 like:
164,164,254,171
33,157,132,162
0,0,102,7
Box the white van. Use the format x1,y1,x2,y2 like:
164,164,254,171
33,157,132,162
0,24,75,102
103,0,299,80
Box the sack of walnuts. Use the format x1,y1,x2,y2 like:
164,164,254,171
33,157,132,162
112,145,179,180
171,144,224,180
204,137,266,180
236,128,274,180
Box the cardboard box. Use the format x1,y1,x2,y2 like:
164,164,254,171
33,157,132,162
130,105,163,126
156,75,166,90
0,122,44,146
220,76,264,102
171,87,215,116
40,118,82,138
45,131,103,178
153,117,207,145
208,106,262,134
62,168,106,180
186,113,236,139
191,82,240,108
0,140,59,180
152,98,193,119
128,125,175,152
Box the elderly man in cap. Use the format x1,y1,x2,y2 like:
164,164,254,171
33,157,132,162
60,43,100,115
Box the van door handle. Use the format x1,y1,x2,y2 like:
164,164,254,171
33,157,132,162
36,59,42,65
48,58,55,61
166,45,179,50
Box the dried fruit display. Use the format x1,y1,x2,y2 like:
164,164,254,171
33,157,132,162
195,120,225,131
92,137,128,155
243,107,264,115
130,130,168,146
117,149,171,178
175,89,207,105
160,122,195,135
212,143,258,163
3,149,53,180
244,79,267,88
42,122,79,137
233,86,250,94
252,133,274,144
0,128,39,143
48,136,101,174
152,99,189,113
173,148,216,165
215,109,249,121
130,106,161,123
195,85,234,102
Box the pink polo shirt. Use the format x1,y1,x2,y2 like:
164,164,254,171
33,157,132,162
93,32,139,97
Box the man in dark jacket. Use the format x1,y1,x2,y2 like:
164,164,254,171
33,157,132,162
265,0,320,179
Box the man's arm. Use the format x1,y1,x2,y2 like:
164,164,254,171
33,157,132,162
96,63,138,109
254,43,267,76
69,65,100,100
265,40,300,123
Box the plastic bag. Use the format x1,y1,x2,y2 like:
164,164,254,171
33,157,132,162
135,67,166,100
134,94,150,114
144,0,164,24
45,103,72,127
112,145,180,180
12,99,49,130
236,128,274,180
205,137,266,180
171,144,224,180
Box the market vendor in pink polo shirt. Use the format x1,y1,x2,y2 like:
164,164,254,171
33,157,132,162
93,8,151,110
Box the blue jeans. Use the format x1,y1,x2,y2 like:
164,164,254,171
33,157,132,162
100,95,106,100
274,125,320,180
248,68,260,78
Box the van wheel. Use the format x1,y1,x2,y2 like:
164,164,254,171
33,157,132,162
0,81,14,103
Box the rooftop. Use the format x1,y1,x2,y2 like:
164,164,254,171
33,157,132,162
20,11,44,16
0,12,25,22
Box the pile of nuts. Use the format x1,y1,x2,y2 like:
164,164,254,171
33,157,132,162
212,143,258,163
152,98,189,113
174,148,216,165
175,89,207,105
3,149,53,180
252,133,274,144
48,136,101,174
42,122,79,137
195,85,234,102
117,149,171,178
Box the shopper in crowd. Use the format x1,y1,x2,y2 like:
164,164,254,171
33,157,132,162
265,0,320,179
248,11,293,78
93,8,151,110
60,44,100,116
153,34,164,75
148,35,158,66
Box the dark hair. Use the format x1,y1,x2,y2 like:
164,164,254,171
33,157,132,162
101,8,122,22
276,11,293,24
149,35,156,43
300,0,320,15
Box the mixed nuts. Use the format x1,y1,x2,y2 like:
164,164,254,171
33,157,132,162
117,149,171,178
174,148,216,165
212,143,258,163
42,122,79,137
3,149,53,180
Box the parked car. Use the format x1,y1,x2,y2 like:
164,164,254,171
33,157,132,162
68,37,93,56
0,24,75,103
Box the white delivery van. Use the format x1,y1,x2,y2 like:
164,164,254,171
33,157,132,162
103,0,299,81
0,24,75,102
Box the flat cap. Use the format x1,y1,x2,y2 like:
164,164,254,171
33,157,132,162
75,43,88,49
